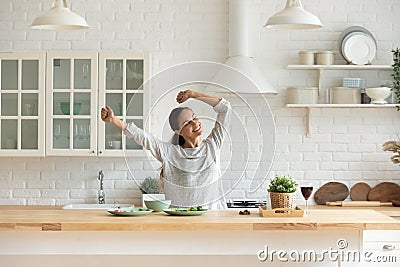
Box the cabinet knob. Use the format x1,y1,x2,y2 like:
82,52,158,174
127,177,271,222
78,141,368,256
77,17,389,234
99,151,102,154
91,150,95,154
383,244,395,251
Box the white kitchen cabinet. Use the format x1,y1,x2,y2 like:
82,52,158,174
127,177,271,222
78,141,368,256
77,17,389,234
363,230,400,266
0,52,45,157
46,51,98,156
98,52,150,157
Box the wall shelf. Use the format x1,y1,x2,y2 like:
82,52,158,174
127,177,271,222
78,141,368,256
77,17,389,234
286,104,399,137
286,65,392,71
287,104,399,108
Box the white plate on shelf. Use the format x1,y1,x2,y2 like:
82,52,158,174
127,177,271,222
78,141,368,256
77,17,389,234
338,26,377,60
342,32,376,65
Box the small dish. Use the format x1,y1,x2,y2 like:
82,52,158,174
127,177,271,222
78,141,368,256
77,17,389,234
144,200,171,212
342,32,376,65
365,87,392,104
338,26,377,61
108,207,153,216
162,208,208,216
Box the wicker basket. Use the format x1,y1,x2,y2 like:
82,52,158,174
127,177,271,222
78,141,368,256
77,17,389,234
269,192,297,209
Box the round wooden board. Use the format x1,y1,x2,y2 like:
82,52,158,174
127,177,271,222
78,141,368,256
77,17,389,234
367,182,400,202
350,182,371,201
314,182,349,205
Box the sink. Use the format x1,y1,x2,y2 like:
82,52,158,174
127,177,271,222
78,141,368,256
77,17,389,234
62,204,133,210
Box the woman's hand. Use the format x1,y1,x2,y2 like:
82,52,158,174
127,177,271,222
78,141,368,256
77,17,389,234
101,106,114,123
176,90,195,104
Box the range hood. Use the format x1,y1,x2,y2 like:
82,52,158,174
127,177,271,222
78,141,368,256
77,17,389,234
221,0,277,94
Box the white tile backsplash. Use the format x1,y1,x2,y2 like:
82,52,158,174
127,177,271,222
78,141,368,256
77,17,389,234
0,0,399,206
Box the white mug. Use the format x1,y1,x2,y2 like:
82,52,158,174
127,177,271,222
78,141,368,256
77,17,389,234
108,141,122,149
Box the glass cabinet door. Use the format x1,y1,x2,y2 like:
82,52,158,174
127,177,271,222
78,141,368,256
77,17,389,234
46,52,98,156
98,52,149,157
0,52,45,156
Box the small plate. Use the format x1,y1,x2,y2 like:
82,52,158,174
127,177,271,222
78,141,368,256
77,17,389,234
108,207,153,216
162,208,208,216
342,32,376,65
338,26,377,60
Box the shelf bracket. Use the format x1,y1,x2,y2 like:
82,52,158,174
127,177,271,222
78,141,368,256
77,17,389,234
317,69,322,96
306,107,311,138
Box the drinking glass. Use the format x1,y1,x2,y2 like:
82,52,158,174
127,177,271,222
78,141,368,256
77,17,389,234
54,123,62,140
300,184,313,215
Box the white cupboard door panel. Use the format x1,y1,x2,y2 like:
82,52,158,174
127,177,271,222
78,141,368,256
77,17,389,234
46,51,98,156
0,52,45,157
98,52,150,157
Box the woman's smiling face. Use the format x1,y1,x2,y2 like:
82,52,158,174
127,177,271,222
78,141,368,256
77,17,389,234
176,109,203,140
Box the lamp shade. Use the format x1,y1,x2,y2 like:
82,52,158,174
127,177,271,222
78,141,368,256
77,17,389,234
265,0,323,30
31,0,89,30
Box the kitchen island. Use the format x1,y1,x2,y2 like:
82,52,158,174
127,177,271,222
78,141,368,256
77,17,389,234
0,206,399,267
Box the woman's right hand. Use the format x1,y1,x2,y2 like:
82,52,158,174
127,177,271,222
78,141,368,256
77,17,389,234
101,106,114,123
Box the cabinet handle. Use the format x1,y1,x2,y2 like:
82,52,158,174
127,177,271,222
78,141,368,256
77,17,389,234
383,244,395,251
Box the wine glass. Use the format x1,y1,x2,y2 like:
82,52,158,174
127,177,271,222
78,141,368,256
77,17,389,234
300,184,313,215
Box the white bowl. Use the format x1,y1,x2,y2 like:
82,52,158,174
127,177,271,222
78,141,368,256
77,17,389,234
365,87,391,104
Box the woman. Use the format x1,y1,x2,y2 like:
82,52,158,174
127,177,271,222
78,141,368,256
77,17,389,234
101,90,231,210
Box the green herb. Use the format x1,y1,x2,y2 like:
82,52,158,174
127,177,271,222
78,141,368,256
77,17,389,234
139,177,162,194
267,175,298,193
392,48,400,109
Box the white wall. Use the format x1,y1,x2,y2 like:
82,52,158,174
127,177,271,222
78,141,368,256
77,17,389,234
0,0,399,206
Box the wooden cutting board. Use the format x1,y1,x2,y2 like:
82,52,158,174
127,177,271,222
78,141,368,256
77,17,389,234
314,182,349,205
368,182,400,202
350,182,371,201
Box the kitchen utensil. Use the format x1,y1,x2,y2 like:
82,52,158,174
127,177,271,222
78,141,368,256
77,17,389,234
342,32,376,65
316,51,334,65
144,200,171,212
60,102,81,115
286,87,318,104
107,207,153,216
259,206,304,218
350,182,371,201
162,208,208,216
326,201,392,207
338,26,377,61
108,140,122,149
314,182,349,205
368,182,400,202
298,51,315,65
329,87,361,104
365,87,392,104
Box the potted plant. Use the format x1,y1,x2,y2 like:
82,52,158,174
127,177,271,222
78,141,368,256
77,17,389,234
140,177,165,207
267,175,298,209
392,48,400,106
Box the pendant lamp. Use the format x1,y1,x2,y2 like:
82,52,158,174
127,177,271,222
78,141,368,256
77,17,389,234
31,0,89,30
265,0,323,30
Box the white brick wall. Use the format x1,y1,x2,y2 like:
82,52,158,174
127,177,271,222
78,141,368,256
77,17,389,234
0,0,399,206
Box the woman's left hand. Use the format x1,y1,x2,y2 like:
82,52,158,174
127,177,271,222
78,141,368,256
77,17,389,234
176,90,195,104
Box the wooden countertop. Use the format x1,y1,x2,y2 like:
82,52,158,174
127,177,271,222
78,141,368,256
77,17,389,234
0,206,399,231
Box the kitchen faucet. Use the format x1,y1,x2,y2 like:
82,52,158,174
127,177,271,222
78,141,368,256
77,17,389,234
98,170,105,204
